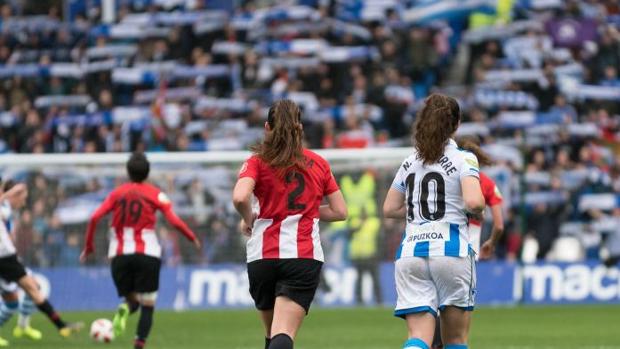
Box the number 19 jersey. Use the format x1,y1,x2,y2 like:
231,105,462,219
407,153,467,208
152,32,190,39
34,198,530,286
239,149,340,263
391,139,480,258
84,182,197,259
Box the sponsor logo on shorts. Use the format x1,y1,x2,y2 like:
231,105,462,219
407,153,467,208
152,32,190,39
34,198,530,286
407,232,444,242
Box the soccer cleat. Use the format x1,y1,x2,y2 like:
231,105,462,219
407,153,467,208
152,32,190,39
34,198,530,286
0,336,8,347
59,322,84,338
13,326,42,340
113,303,129,337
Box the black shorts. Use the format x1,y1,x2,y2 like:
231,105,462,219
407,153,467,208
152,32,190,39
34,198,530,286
0,255,27,283
111,254,161,297
247,259,323,314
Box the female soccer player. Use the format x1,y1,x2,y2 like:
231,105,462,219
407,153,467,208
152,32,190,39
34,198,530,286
383,93,485,349
81,152,201,349
233,99,347,349
456,137,504,260
0,181,82,343
0,180,42,345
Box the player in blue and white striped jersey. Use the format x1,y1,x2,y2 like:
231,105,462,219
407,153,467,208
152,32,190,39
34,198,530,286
383,94,485,349
0,180,42,343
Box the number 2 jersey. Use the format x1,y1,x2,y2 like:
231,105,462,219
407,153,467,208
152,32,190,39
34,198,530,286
239,149,340,263
391,139,480,258
84,182,197,259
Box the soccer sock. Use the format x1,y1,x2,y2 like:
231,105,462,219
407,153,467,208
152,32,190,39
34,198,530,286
0,301,19,326
128,301,140,315
403,338,430,349
444,345,467,349
36,300,66,329
18,294,36,328
265,337,271,349
134,339,146,349
136,305,154,343
268,333,293,349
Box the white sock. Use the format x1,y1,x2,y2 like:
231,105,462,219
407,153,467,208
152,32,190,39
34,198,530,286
18,314,30,329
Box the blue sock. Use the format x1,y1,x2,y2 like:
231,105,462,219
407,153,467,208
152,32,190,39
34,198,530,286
0,301,19,326
403,338,429,349
445,345,468,349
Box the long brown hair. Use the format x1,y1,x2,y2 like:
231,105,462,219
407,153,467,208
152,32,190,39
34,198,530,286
456,136,493,166
252,99,305,170
413,93,461,165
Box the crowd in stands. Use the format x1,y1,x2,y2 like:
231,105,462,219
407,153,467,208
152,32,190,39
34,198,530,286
1,0,620,266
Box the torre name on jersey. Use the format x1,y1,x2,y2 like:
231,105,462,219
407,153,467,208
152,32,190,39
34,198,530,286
438,155,457,176
403,156,456,176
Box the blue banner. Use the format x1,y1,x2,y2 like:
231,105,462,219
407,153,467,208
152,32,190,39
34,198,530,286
34,261,620,311
35,261,517,311
521,262,620,304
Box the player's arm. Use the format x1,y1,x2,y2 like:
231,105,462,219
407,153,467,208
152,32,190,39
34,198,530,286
158,192,201,250
319,166,347,222
461,153,485,215
233,177,256,232
0,183,26,202
480,201,505,260
383,188,406,219
81,192,116,262
320,190,347,222
234,158,259,236
383,160,407,219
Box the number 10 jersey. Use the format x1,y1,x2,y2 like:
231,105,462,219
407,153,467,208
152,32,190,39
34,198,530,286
239,149,340,263
391,139,480,258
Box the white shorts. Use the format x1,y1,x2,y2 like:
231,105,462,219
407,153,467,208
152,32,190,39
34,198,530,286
394,255,476,318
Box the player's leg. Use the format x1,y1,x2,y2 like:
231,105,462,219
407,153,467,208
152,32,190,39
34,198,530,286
14,293,42,340
431,318,443,349
0,292,19,328
404,313,435,348
0,291,19,346
17,274,82,337
247,260,278,349
431,255,476,349
112,292,139,337
134,293,157,349
394,257,438,349
439,307,471,348
259,309,274,349
132,255,161,349
110,256,137,337
268,259,323,349
14,269,42,341
268,296,305,349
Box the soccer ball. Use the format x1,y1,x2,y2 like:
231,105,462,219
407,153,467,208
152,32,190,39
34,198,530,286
90,318,115,343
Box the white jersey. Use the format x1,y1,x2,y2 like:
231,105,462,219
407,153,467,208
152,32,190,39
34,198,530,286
0,201,16,257
391,139,480,258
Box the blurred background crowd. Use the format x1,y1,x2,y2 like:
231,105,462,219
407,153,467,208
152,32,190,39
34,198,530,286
1,0,620,274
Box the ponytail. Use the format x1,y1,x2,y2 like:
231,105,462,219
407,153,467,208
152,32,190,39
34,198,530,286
252,99,305,171
413,93,461,165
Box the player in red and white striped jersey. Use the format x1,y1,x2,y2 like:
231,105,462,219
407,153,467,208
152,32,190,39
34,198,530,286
81,152,200,349
233,100,347,349
456,137,504,260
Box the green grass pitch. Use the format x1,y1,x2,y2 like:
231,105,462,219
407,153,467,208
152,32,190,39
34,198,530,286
3,305,617,348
